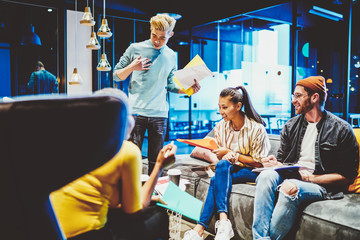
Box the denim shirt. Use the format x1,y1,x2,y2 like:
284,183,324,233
277,111,359,186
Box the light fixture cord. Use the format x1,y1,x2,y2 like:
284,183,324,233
103,0,105,18
92,0,95,31
75,0,78,68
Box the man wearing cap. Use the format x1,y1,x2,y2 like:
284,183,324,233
252,76,359,239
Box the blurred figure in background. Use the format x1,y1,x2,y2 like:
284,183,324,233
27,61,58,94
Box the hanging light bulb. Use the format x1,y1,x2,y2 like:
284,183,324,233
69,67,83,85
97,0,112,38
80,6,95,26
97,18,112,38
86,0,100,50
97,53,111,71
86,32,101,50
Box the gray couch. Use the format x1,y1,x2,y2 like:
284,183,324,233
143,134,360,240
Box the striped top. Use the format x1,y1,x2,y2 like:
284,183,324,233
214,115,270,164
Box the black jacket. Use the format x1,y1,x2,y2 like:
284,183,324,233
277,110,359,189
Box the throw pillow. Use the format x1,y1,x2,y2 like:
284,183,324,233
190,146,219,164
348,128,360,193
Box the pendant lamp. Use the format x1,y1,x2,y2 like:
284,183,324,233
86,0,101,50
80,6,95,26
97,53,111,71
69,0,83,85
97,39,111,71
69,67,83,85
97,0,112,38
20,24,42,46
86,32,101,49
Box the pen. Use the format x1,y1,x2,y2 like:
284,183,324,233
164,141,174,158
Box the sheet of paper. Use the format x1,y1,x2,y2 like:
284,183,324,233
176,138,218,150
156,181,203,221
172,54,213,96
173,64,213,90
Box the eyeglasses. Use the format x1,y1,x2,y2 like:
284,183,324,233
291,93,308,100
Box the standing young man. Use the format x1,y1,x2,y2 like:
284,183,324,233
113,14,200,174
252,76,359,240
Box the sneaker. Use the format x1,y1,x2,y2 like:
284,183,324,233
214,219,234,240
182,229,203,240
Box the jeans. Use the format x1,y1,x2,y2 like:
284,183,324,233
129,115,167,175
198,160,258,228
252,170,326,240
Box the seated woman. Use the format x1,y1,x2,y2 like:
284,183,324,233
183,86,270,240
50,88,176,240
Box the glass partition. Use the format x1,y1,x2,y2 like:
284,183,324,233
169,2,293,139
0,1,59,97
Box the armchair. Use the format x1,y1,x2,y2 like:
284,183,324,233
0,94,129,239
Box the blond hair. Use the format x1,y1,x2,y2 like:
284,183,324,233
150,14,176,34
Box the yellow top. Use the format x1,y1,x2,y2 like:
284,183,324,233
50,141,142,238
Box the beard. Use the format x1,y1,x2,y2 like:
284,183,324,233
296,97,313,115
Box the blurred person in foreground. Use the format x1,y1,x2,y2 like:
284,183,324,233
50,88,175,240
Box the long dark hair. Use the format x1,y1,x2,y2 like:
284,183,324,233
220,86,265,126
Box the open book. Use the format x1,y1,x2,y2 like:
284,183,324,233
177,138,218,150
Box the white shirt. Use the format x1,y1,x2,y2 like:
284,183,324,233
297,122,317,174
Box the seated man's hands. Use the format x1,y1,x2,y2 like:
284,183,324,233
156,142,177,169
261,155,282,168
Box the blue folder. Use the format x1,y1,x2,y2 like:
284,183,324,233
157,181,203,221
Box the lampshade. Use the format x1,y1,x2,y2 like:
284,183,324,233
80,6,95,26
86,32,101,50
20,25,41,46
97,53,111,71
97,18,112,38
69,68,83,85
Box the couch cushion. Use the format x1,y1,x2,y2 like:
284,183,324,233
196,177,360,240
348,128,360,193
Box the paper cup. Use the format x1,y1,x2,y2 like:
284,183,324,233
167,169,181,186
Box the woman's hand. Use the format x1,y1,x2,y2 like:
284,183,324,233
155,142,177,169
151,195,167,205
212,147,231,160
223,151,237,164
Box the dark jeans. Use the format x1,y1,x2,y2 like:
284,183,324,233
129,115,167,175
69,206,169,240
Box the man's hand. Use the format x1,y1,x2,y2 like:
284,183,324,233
212,147,231,160
261,155,281,168
192,80,201,94
129,55,151,71
156,142,177,169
